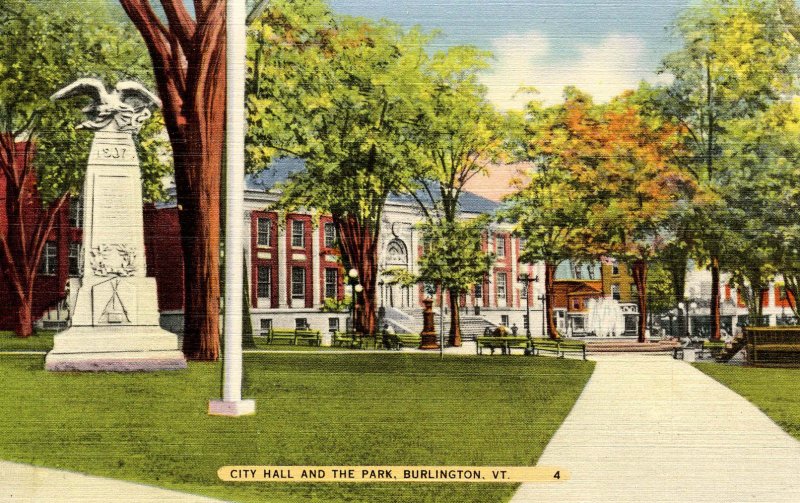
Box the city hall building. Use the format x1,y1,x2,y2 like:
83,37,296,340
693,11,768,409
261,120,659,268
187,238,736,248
148,159,546,338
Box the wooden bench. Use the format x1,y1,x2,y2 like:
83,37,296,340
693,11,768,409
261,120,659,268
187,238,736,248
531,338,586,360
333,331,360,348
476,336,530,355
697,340,725,360
295,329,321,346
359,334,379,350
745,328,800,367
267,328,297,345
395,333,421,349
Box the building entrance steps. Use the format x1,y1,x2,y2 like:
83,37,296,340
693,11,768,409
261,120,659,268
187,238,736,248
511,353,800,502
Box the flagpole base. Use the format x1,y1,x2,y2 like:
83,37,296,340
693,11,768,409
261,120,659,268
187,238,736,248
208,399,256,417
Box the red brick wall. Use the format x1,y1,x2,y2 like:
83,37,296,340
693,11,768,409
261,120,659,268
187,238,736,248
143,205,183,311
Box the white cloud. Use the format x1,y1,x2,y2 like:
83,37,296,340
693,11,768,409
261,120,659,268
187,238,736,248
482,31,667,110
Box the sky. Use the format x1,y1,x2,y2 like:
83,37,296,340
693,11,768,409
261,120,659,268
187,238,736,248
330,0,690,108
107,0,686,108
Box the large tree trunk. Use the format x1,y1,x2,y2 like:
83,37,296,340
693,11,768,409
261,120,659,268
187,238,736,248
544,261,559,340
709,256,721,341
334,215,379,335
784,274,799,317
631,259,648,343
119,0,226,361
448,287,461,346
14,293,34,338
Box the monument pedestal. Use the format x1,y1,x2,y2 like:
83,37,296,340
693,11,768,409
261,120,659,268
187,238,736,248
45,129,186,372
419,298,440,350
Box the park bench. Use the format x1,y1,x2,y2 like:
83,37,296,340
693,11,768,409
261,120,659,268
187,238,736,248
744,328,800,367
267,328,297,345
295,329,322,346
697,340,725,360
530,338,586,360
333,331,361,348
476,336,530,355
395,333,421,349
359,334,379,350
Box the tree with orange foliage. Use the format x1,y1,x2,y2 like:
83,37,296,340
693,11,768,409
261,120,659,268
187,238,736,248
502,88,596,340
580,90,695,343
506,87,694,342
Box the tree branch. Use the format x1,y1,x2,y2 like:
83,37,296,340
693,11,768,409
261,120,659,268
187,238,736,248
247,0,271,25
160,0,196,49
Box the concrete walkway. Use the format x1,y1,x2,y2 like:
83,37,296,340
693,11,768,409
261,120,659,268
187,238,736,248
512,353,800,502
1,460,223,502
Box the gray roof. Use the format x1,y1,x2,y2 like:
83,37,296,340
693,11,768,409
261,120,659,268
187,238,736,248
246,158,499,215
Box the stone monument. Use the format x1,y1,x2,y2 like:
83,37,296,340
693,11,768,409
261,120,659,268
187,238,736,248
45,78,186,371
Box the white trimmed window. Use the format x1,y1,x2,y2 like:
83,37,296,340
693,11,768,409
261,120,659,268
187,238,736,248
291,220,305,247
497,272,507,302
68,197,83,228
68,243,82,277
292,267,306,299
325,268,338,299
257,218,271,246
39,242,57,276
257,266,271,299
324,222,336,248
496,236,506,258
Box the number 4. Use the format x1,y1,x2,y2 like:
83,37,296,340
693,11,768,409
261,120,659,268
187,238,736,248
553,471,560,479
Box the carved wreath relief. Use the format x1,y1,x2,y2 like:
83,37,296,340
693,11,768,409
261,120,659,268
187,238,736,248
90,244,137,277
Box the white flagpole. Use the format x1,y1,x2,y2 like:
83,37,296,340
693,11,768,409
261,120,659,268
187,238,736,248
209,0,255,416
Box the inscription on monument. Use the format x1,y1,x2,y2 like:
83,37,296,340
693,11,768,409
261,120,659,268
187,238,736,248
94,144,137,163
91,175,140,248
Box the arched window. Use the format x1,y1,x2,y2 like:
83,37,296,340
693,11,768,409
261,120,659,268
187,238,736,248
386,239,408,267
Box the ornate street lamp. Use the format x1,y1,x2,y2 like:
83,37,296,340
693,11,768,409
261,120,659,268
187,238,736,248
518,273,539,338
346,268,361,332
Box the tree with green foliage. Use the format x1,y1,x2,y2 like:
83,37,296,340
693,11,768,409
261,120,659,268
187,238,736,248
246,0,428,335
414,218,495,345
400,46,505,346
0,0,169,337
721,100,800,323
657,0,799,340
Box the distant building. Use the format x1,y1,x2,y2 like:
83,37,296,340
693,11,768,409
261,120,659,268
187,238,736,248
680,263,797,337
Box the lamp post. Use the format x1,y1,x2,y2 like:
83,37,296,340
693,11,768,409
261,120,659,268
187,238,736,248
378,279,385,331
347,268,361,333
518,273,538,338
538,294,547,338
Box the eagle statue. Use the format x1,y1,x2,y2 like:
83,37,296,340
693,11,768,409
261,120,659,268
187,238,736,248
51,78,162,134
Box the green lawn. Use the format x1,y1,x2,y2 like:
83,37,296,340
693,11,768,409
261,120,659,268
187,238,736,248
696,364,800,440
0,353,593,503
0,331,54,351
